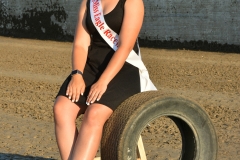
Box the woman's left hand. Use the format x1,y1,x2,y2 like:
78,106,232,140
86,80,107,105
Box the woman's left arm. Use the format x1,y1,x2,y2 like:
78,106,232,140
87,0,144,104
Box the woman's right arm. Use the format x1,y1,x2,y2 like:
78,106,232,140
66,0,91,102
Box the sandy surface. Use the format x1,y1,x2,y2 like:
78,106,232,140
0,36,240,160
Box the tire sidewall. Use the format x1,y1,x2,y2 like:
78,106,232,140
119,97,217,160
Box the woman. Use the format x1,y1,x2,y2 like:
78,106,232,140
53,0,152,159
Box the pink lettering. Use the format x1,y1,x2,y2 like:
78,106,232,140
95,20,105,30
95,16,100,22
111,37,115,42
113,39,118,44
104,30,111,36
91,0,119,48
114,39,119,47
99,22,104,30
93,0,100,13
94,13,101,19
107,33,113,39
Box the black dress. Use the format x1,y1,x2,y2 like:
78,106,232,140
56,0,141,110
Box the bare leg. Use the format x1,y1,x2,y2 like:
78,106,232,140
70,103,113,160
53,96,87,160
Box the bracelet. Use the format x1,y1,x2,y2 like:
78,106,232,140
71,70,83,76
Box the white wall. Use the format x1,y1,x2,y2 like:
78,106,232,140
0,0,239,45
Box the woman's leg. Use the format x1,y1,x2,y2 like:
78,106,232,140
53,96,87,160
70,103,113,160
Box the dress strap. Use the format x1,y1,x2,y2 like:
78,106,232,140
119,0,126,7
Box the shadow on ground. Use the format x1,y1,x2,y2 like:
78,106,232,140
138,38,240,54
0,153,55,160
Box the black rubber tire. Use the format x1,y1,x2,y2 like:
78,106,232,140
101,91,218,160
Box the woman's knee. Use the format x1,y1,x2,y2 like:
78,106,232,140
53,96,66,117
83,104,113,126
53,96,80,123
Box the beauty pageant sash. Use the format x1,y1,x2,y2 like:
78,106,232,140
90,0,157,92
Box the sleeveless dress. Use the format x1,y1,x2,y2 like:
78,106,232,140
56,0,141,110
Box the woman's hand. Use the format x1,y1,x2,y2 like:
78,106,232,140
66,74,85,102
86,80,107,105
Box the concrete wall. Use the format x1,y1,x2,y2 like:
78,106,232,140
142,0,240,46
0,0,240,46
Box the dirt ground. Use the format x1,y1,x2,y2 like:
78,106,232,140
0,36,239,160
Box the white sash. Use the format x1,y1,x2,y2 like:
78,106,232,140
90,0,157,92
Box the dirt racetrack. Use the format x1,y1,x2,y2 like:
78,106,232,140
0,36,239,160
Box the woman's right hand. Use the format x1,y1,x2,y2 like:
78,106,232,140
66,74,85,102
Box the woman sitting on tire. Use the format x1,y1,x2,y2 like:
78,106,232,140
53,0,156,159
